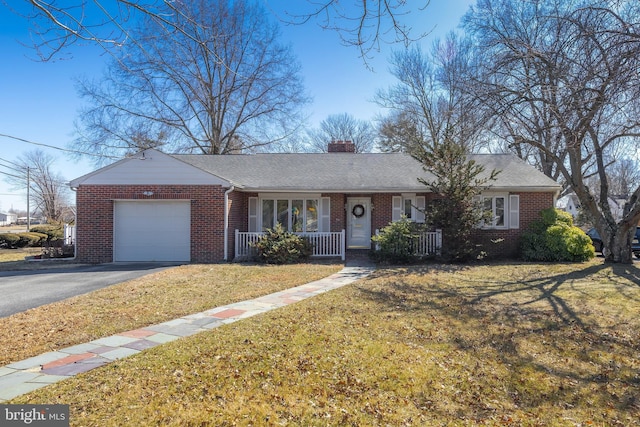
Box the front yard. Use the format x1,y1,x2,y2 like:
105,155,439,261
8,259,640,425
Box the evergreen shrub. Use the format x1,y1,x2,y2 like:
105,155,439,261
16,232,48,248
520,208,594,262
252,224,314,264
0,233,21,248
371,217,426,264
30,224,63,241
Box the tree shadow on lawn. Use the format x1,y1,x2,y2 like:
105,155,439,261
357,262,640,416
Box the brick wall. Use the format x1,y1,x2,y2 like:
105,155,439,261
327,140,356,153
371,193,391,231
76,186,555,263
324,193,346,232
75,185,228,263
371,193,433,231
470,192,555,259
368,191,554,259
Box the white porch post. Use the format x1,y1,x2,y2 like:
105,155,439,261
234,229,239,260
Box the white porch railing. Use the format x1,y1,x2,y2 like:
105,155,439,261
235,230,346,261
374,229,442,256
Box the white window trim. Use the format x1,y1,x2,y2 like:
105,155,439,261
254,194,327,232
393,194,425,223
477,193,519,230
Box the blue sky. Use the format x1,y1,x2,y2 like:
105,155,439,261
0,0,474,212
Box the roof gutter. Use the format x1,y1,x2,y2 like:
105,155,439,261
237,186,563,193
223,185,235,261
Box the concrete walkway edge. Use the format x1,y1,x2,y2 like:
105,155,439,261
0,263,375,402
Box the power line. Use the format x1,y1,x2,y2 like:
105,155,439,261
0,133,121,160
0,158,25,173
0,169,24,180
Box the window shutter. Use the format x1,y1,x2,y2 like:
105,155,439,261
321,197,331,232
392,196,402,222
415,196,426,223
509,195,520,229
248,197,258,232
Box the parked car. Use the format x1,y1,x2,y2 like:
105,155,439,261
587,226,640,258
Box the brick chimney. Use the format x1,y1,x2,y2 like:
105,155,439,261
327,140,356,153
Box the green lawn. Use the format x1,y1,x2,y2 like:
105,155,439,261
0,261,342,366
11,260,640,426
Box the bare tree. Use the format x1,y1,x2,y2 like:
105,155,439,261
73,0,309,159
4,150,70,222
376,33,488,155
464,0,640,263
13,1,431,64
306,113,376,153
376,111,424,153
606,158,640,198
277,1,431,64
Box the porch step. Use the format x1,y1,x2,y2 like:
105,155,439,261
345,249,374,267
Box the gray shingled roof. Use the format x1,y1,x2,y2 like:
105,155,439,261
175,152,560,192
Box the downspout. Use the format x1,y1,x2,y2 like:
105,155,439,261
69,186,78,260
223,185,235,261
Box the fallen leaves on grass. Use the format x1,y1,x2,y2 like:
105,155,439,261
0,262,341,365
12,260,640,426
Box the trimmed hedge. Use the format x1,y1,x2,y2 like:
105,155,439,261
0,233,20,248
30,225,63,241
17,232,48,248
0,232,48,248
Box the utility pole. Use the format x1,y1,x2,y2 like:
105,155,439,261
26,167,30,232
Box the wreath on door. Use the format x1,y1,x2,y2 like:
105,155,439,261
352,204,365,218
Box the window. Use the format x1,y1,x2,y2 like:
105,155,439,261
404,199,413,219
476,194,519,229
261,200,274,231
483,196,505,227
249,195,330,232
277,200,289,230
392,195,425,223
306,199,318,232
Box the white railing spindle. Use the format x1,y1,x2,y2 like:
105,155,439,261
235,230,346,261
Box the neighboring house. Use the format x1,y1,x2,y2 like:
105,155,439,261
557,193,581,218
68,142,561,263
558,192,629,222
0,212,17,226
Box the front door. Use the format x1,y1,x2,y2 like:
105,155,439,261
347,197,371,249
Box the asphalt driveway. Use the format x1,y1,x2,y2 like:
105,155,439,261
0,263,179,318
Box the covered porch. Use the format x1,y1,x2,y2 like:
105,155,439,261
234,229,443,262
235,230,346,261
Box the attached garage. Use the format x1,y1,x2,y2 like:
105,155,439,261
113,201,191,262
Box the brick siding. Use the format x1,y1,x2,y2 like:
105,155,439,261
327,140,356,153
470,192,555,259
75,185,227,263
76,185,555,263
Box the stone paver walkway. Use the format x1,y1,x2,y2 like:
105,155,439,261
0,261,374,402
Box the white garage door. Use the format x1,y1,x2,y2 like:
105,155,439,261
114,201,191,262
